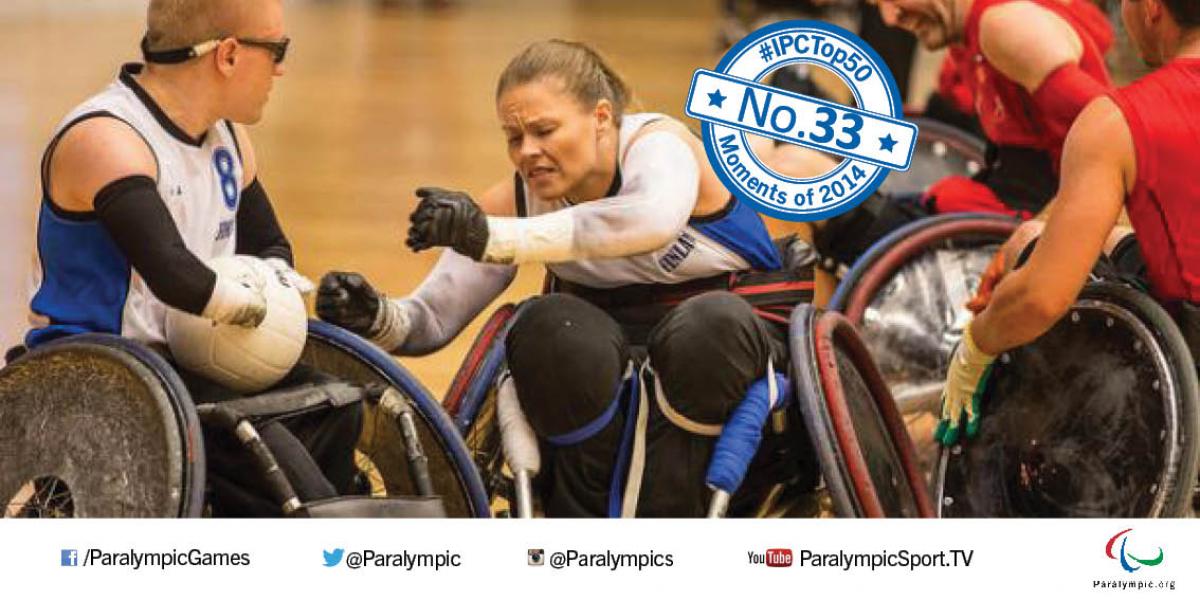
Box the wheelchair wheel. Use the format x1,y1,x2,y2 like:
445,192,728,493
445,305,522,514
876,117,986,197
790,305,934,517
301,321,491,518
0,335,204,518
936,282,1200,517
828,213,1018,484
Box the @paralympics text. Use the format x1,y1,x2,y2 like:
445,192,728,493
797,549,975,571
62,548,250,570
342,550,462,571
547,550,674,571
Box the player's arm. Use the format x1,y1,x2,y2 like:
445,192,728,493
408,129,700,264
979,1,1109,141
229,122,294,267
49,118,263,326
316,177,517,355
969,97,1133,355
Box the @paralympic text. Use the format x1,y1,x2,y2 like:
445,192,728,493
342,550,462,570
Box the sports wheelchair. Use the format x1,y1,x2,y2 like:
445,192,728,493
0,322,489,518
442,299,934,519
828,216,1200,517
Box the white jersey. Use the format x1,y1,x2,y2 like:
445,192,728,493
515,113,780,289
27,63,243,347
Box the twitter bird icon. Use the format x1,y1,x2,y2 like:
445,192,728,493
323,548,345,567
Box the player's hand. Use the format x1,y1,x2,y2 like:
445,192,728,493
935,322,996,446
966,249,1005,314
316,271,382,336
264,257,315,295
203,269,267,328
966,221,1045,313
406,187,489,261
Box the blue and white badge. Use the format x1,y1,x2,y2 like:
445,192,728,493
685,21,917,222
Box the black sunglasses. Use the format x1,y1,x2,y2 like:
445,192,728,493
141,35,291,65
236,36,291,64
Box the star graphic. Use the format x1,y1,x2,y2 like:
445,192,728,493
707,89,727,108
879,133,898,152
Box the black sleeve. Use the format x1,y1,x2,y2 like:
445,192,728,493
235,178,294,266
93,175,216,315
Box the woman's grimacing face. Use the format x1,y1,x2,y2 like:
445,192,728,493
497,77,613,200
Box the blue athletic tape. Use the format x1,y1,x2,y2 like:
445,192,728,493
546,383,623,447
608,369,640,518
705,373,791,495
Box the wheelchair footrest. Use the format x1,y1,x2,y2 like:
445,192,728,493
297,495,448,518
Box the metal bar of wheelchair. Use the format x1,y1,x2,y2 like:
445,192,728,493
705,370,790,518
373,387,435,498
496,373,539,518
195,404,303,516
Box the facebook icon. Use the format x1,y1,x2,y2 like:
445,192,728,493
61,549,78,567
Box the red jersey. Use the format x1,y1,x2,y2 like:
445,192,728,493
937,46,976,116
961,0,1113,164
1109,59,1200,304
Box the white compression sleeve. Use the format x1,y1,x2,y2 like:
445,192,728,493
392,249,517,356
482,131,700,264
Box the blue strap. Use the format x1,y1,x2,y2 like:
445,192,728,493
705,373,791,495
545,382,623,447
607,368,641,518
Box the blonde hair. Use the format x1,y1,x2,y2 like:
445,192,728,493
496,40,632,122
144,0,244,51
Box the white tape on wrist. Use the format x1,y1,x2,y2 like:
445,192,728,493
202,274,265,327
483,212,576,264
263,257,315,295
370,297,412,352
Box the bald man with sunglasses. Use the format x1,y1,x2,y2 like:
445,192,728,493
24,0,362,516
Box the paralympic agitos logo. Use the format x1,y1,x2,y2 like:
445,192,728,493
1105,529,1163,573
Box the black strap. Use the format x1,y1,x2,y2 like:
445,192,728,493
140,35,205,65
206,382,372,420
513,172,527,218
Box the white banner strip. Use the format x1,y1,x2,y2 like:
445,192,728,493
685,69,917,170
1,519,1193,598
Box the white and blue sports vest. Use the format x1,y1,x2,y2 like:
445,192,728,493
26,64,243,348
515,113,780,289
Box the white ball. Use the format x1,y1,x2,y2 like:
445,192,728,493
166,255,308,393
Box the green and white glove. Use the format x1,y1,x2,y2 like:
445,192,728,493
935,322,996,446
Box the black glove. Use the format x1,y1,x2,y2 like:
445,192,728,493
316,271,381,336
406,187,489,260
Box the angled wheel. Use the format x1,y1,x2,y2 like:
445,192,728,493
301,321,491,517
790,305,935,517
936,282,1200,517
829,213,1019,483
0,335,204,518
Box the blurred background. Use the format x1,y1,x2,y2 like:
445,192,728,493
0,0,1143,398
